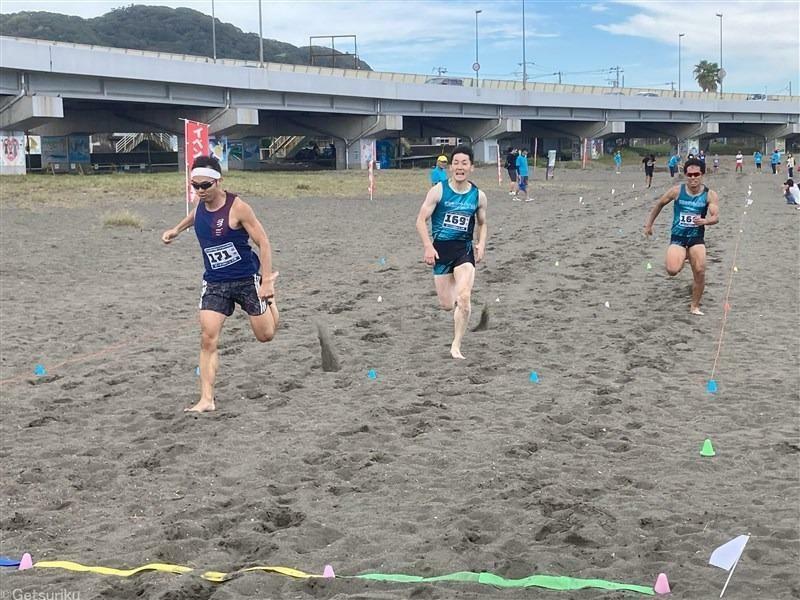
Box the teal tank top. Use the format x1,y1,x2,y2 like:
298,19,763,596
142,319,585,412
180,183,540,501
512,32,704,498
430,181,479,242
671,184,708,239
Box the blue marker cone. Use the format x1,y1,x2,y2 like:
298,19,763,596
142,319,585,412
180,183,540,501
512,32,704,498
378,257,386,265
706,379,718,394
367,369,377,380
0,557,20,567
195,366,200,376
34,364,46,377
529,371,540,383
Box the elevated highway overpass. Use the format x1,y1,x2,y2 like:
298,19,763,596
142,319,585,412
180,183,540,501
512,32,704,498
1,36,797,171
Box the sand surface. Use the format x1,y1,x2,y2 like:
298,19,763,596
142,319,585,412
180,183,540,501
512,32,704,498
1,161,798,599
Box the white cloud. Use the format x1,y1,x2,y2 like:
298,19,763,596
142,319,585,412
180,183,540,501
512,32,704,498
596,0,799,91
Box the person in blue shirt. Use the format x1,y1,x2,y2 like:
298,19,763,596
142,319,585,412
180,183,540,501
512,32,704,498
515,149,531,201
415,145,488,360
668,153,680,178
643,157,720,316
161,155,279,413
770,149,781,174
430,155,449,186
613,150,622,173
754,150,762,171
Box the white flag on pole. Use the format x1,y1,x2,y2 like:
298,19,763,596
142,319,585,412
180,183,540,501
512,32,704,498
710,534,750,598
709,535,749,571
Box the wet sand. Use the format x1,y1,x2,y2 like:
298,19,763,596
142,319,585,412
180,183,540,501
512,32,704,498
1,161,798,599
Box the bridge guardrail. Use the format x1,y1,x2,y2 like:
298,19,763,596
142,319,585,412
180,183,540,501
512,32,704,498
3,35,789,102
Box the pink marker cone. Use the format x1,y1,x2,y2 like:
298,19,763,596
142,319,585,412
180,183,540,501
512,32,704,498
18,553,33,571
322,564,335,578
654,572,670,594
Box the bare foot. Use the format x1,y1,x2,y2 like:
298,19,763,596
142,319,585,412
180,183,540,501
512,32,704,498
690,306,704,316
185,397,215,413
450,346,466,360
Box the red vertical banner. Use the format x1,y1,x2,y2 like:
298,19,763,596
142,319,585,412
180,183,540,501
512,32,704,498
581,138,588,169
368,158,375,201
184,120,209,215
532,137,538,177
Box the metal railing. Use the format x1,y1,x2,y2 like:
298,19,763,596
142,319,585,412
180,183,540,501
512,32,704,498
3,36,792,102
114,132,174,153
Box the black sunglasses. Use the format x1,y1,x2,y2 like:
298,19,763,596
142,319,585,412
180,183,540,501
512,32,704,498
191,181,216,190
685,172,703,178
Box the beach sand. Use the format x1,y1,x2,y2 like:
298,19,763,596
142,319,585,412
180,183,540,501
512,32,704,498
1,161,798,599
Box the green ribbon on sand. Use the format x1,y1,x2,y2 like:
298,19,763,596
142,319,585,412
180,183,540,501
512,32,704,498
352,571,655,595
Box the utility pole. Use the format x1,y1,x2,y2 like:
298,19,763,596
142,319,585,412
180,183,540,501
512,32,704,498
556,71,563,84
718,13,724,92
474,9,482,86
521,0,527,89
678,32,685,97
433,66,448,76
211,0,217,62
258,0,264,66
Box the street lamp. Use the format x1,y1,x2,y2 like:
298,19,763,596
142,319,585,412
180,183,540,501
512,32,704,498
474,9,482,86
521,0,527,89
678,33,685,97
258,0,264,66
715,12,723,95
211,0,217,63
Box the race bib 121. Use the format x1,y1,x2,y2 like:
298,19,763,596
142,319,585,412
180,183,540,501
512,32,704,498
204,242,242,269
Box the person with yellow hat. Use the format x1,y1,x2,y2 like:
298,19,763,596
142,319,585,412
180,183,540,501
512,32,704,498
430,155,449,186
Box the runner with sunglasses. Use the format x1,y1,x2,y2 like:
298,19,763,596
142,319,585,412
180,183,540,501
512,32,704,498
643,157,719,315
161,155,279,412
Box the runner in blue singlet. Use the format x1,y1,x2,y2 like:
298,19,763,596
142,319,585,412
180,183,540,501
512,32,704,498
161,155,279,413
416,145,488,359
644,157,720,315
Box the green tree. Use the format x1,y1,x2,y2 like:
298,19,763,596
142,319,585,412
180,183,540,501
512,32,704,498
693,60,721,92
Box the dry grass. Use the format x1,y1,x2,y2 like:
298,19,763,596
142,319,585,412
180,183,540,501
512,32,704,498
0,166,514,209
103,209,144,228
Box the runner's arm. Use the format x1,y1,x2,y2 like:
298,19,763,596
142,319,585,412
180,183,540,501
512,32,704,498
473,190,488,262
162,208,195,243
416,183,442,252
235,199,273,281
644,186,678,234
694,190,719,227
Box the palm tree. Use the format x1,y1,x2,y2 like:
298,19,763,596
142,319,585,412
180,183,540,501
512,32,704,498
693,60,721,92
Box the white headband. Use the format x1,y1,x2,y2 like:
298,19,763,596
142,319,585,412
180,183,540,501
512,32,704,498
191,167,221,179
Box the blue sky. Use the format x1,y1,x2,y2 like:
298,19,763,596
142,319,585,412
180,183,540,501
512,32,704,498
2,1,798,94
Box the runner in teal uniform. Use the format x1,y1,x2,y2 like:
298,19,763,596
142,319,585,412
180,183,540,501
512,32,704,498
644,157,720,315
416,145,488,359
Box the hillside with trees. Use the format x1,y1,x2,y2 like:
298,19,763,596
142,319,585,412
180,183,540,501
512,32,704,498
0,5,372,70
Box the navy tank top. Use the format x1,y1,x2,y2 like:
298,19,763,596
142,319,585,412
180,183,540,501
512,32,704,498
194,191,260,282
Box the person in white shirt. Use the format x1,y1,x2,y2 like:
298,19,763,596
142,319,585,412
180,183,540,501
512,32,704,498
783,178,800,208
735,151,743,173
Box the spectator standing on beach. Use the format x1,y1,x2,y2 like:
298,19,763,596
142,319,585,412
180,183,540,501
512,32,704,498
668,153,680,178
515,149,531,202
430,155,449,186
770,149,781,174
698,149,706,169
783,178,800,206
613,150,622,174
754,150,763,172
642,154,656,188
161,155,279,413
643,157,720,316
712,154,720,174
787,153,795,178
415,145,488,360
735,151,744,173
505,147,518,196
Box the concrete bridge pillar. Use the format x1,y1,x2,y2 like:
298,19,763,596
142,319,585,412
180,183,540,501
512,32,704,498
0,95,63,131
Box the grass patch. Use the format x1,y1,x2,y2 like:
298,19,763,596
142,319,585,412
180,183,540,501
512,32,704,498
295,182,311,190
103,209,143,228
